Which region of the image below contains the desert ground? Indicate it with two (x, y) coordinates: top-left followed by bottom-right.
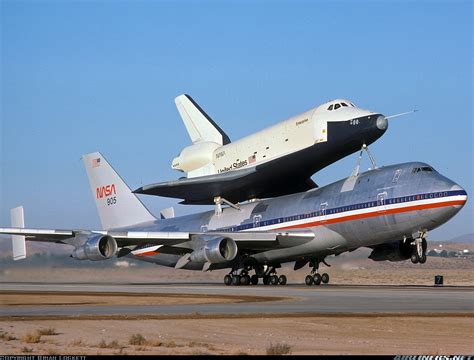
(1, 244), (473, 355)
(1, 313), (473, 355)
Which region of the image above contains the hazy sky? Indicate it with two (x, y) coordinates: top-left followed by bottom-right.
(1, 0), (472, 241)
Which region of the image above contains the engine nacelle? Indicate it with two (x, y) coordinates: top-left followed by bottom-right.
(368, 240), (412, 262)
(172, 141), (220, 173)
(71, 235), (118, 261)
(190, 237), (238, 264)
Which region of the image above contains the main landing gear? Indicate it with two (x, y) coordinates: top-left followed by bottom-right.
(305, 258), (330, 286)
(223, 265), (288, 286)
(410, 235), (427, 264)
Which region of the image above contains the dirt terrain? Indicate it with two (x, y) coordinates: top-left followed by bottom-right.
(1, 314), (472, 355)
(1, 246), (472, 355)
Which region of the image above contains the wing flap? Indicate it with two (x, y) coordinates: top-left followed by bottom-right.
(0, 227), (314, 251)
(0, 228), (75, 243)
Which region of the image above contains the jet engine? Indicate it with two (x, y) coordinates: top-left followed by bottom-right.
(190, 237), (238, 264)
(368, 240), (412, 262)
(71, 234), (118, 261)
(172, 141), (220, 173)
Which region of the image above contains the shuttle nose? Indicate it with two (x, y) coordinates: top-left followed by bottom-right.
(376, 115), (388, 131)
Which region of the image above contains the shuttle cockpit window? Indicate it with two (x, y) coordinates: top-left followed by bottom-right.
(350, 102), (356, 107)
(341, 102), (348, 107)
(334, 103), (341, 110)
(328, 104), (334, 111)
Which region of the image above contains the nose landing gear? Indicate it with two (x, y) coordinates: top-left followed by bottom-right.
(410, 234), (427, 264)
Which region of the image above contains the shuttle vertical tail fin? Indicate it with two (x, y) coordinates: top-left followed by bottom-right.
(175, 94), (231, 146)
(83, 152), (156, 230)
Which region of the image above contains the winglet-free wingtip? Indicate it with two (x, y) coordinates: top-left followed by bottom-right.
(11, 206), (26, 261)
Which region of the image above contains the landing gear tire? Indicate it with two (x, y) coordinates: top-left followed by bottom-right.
(232, 275), (241, 286)
(224, 275), (232, 286)
(313, 273), (322, 286)
(270, 275), (279, 285)
(411, 253), (419, 264)
(278, 275), (287, 286)
(241, 275), (251, 286)
(263, 276), (270, 285)
(418, 253), (427, 264)
(251, 275), (259, 285)
(305, 275), (314, 286)
(321, 273), (330, 284)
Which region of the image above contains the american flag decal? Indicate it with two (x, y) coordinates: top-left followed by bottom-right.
(248, 154), (256, 164)
(92, 158), (101, 168)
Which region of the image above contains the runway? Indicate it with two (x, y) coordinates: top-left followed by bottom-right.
(1, 282), (473, 318)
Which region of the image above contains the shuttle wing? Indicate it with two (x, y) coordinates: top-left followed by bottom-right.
(134, 151), (318, 205)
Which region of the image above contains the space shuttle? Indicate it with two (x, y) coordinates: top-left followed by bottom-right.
(134, 95), (393, 205)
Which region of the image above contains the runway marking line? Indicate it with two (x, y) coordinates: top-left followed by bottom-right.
(0, 290), (291, 307)
(0, 312), (472, 322)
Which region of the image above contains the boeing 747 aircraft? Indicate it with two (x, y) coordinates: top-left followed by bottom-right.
(1, 152), (467, 286)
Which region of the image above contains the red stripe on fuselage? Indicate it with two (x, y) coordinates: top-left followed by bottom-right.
(276, 199), (466, 231)
(133, 199), (466, 258)
(135, 251), (160, 257)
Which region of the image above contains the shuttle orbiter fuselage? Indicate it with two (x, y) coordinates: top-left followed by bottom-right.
(135, 96), (388, 204)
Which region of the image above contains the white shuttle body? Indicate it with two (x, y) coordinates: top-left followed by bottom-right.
(135, 95), (389, 204)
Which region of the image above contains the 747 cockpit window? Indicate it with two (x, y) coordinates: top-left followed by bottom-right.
(412, 166), (434, 173)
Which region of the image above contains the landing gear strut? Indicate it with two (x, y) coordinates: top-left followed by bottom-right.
(305, 258), (330, 286)
(410, 234), (427, 264)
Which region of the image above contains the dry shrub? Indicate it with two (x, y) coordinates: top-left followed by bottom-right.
(150, 340), (163, 347)
(70, 339), (85, 346)
(0, 331), (16, 341)
(129, 333), (147, 346)
(115, 348), (127, 355)
(38, 327), (58, 336)
(187, 341), (215, 350)
(22, 332), (41, 344)
(266, 342), (292, 355)
(163, 340), (177, 348)
(21, 347), (33, 353)
(98, 339), (122, 349)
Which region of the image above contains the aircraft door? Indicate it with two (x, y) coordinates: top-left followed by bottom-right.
(377, 192), (387, 213)
(253, 214), (262, 229)
(320, 203), (328, 223)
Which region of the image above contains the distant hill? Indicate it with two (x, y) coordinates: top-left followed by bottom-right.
(448, 234), (474, 243)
